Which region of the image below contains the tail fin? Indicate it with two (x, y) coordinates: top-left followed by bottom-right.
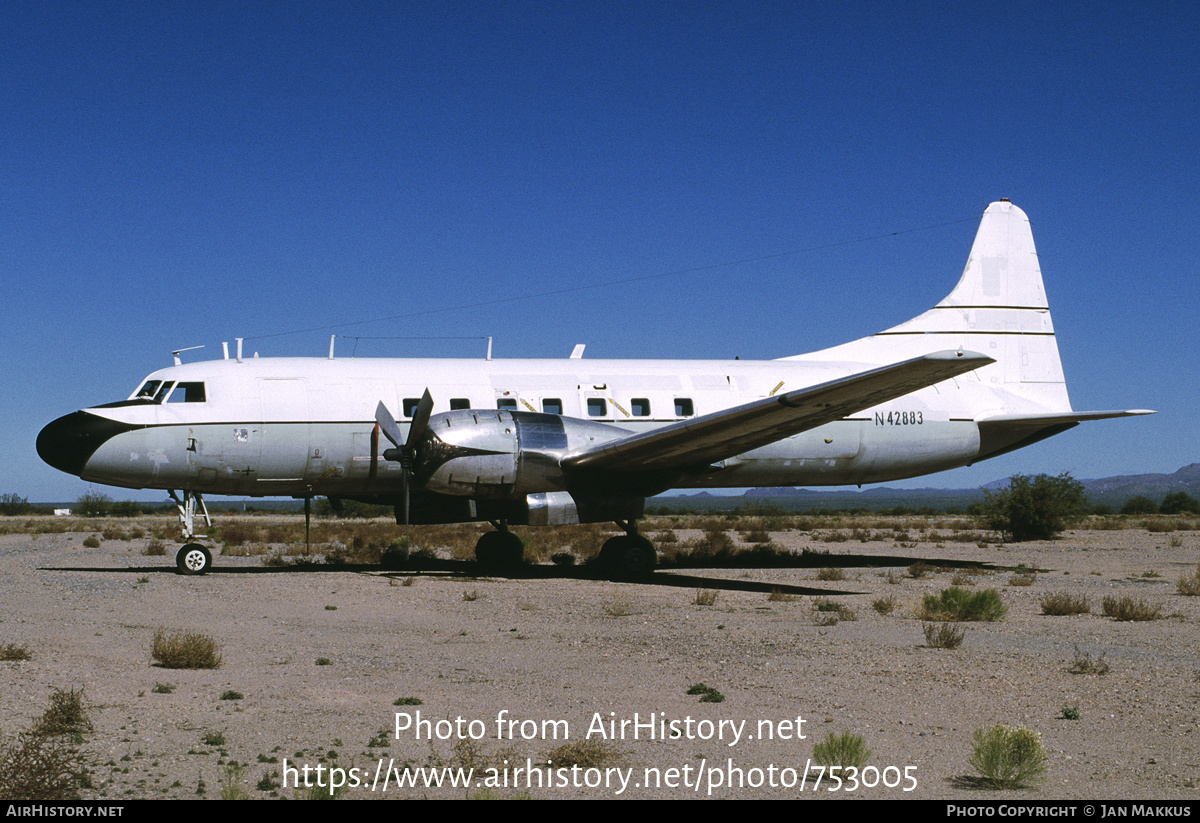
(877, 199), (1069, 411)
(788, 200), (1071, 414)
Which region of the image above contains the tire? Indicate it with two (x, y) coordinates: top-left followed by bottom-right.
(176, 543), (212, 575)
(599, 535), (656, 580)
(475, 531), (524, 568)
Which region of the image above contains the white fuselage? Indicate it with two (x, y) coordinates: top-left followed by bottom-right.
(72, 352), (983, 497)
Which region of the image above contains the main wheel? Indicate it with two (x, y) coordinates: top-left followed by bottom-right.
(475, 530), (524, 568)
(599, 535), (656, 579)
(176, 543), (212, 575)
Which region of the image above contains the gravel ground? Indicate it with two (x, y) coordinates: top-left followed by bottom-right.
(1, 517), (1198, 800)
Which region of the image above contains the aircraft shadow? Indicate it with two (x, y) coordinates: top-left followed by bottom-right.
(42, 552), (1001, 597)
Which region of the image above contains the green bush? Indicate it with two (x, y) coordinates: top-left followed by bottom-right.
(920, 587), (1006, 621)
(968, 725), (1048, 789)
(1120, 495), (1158, 515)
(812, 732), (871, 770)
(1160, 492), (1200, 515)
(75, 492), (112, 518)
(981, 473), (1088, 542)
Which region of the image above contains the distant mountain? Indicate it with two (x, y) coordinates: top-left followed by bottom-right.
(1079, 463), (1200, 506)
(651, 464), (1200, 513)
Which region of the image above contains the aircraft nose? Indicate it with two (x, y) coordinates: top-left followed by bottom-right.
(37, 411), (132, 477)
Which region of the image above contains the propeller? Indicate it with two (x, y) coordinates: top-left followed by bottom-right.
(375, 390), (434, 537)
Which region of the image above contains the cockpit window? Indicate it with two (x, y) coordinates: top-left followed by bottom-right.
(167, 382), (206, 403)
(153, 382), (175, 403)
(130, 380), (206, 403)
(134, 380), (163, 400)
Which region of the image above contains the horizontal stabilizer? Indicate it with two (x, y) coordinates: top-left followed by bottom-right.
(975, 409), (1155, 463)
(564, 350), (994, 473)
(979, 410), (1156, 426)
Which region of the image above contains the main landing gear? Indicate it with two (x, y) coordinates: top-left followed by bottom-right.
(475, 522), (525, 568)
(472, 519), (657, 579)
(168, 489), (213, 575)
(598, 520), (657, 579)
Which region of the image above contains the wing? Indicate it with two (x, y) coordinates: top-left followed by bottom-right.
(563, 350), (994, 473)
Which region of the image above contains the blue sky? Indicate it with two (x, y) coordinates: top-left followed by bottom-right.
(4, 2), (1196, 502)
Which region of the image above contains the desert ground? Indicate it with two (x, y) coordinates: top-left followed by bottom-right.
(1, 513), (1198, 800)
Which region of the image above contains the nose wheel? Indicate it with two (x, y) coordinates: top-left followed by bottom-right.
(168, 490), (214, 575)
(176, 543), (212, 575)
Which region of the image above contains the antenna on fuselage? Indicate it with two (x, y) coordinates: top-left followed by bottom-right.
(486, 336), (493, 361)
(172, 345), (204, 366)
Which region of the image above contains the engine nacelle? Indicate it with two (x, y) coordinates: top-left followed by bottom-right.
(412, 409), (630, 500)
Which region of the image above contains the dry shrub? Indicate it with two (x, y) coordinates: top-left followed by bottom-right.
(872, 596), (898, 615)
(33, 688), (92, 737)
(693, 589), (719, 606)
(923, 622), (965, 649)
(218, 521), (261, 546)
(908, 561), (929, 579)
(1101, 596), (1162, 621)
(812, 599), (856, 623)
(0, 732), (86, 801)
(545, 740), (618, 769)
(767, 588), (797, 603)
(1177, 565), (1200, 596)
(142, 539), (167, 556)
(1008, 572), (1036, 586)
(152, 629), (222, 669)
(1040, 592), (1090, 615)
(816, 567), (846, 581)
(950, 572), (976, 587)
(0, 643), (31, 661)
(1068, 647), (1110, 675)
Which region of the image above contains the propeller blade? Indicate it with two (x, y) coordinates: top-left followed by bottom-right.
(375, 401), (404, 449)
(406, 389), (434, 451)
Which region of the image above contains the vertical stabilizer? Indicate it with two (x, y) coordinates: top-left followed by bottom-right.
(789, 200), (1072, 414)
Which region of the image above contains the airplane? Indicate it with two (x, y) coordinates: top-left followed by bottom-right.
(37, 200), (1152, 577)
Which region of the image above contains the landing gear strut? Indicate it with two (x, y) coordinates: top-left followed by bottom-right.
(599, 520), (656, 579)
(168, 489), (213, 575)
(475, 522), (525, 568)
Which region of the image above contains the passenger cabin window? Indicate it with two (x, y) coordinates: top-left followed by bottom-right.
(403, 398), (420, 417)
(496, 398), (517, 410)
(587, 398), (607, 417)
(631, 398), (650, 417)
(450, 398), (470, 410)
(675, 398), (694, 417)
(542, 398), (563, 415)
(166, 382), (206, 403)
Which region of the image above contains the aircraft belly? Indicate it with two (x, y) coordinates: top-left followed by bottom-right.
(680, 421), (979, 487)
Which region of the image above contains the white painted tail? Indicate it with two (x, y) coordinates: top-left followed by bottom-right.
(788, 200), (1072, 415)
